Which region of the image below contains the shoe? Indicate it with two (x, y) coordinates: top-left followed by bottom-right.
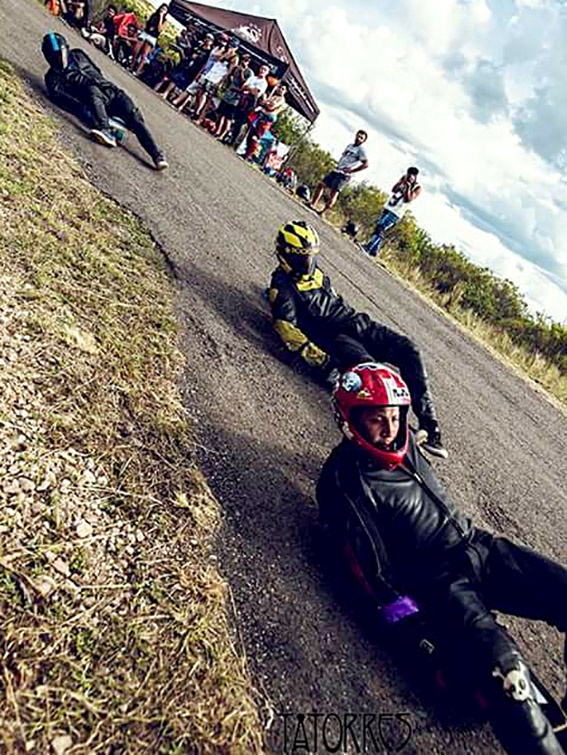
(89, 128), (117, 147)
(419, 425), (448, 459)
(153, 154), (169, 171)
(108, 117), (127, 144)
(358, 243), (377, 257)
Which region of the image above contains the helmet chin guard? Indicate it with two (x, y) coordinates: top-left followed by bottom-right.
(333, 362), (412, 469)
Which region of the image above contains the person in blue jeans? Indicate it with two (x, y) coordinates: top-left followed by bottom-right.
(363, 167), (422, 257)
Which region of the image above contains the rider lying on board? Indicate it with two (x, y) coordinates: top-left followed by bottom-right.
(266, 220), (447, 458)
(318, 362), (567, 754)
(41, 32), (168, 169)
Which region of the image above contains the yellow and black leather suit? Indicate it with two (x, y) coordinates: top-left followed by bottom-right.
(267, 264), (439, 430)
(267, 265), (368, 369)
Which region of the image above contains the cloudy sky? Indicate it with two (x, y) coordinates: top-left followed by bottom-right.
(162, 0), (567, 323)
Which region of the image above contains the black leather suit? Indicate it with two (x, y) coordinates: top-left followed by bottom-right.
(267, 265), (438, 429)
(317, 434), (567, 732)
(45, 48), (161, 161)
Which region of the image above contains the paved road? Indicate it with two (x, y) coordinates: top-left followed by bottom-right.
(3, 2), (567, 752)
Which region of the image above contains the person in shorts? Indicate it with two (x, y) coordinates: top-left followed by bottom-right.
(214, 52), (252, 141)
(84, 4), (116, 56)
(228, 63), (269, 146)
(310, 130), (369, 216)
(191, 48), (239, 125)
(113, 16), (139, 67)
(132, 3), (168, 76)
(244, 84), (287, 161)
(168, 33), (214, 110)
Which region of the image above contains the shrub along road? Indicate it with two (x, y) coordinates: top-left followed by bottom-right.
(3, 2), (567, 751)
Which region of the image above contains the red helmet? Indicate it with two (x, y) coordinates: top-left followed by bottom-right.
(332, 362), (411, 469)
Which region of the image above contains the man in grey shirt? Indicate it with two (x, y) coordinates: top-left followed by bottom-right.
(310, 130), (369, 216)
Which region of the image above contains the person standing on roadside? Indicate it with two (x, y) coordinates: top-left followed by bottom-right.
(214, 52), (253, 141)
(244, 83), (287, 161)
(168, 32), (215, 111)
(191, 38), (240, 124)
(361, 167), (422, 257)
(132, 3), (169, 76)
(228, 63), (269, 147)
(310, 130), (369, 216)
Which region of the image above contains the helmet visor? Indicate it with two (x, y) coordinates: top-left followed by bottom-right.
(292, 252), (317, 277)
(42, 33), (69, 70)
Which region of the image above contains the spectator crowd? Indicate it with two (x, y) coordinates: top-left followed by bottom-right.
(45, 1), (423, 251)
(46, 1), (293, 164)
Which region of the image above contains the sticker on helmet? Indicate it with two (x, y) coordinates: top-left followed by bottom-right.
(341, 371), (362, 392)
(383, 375), (410, 404)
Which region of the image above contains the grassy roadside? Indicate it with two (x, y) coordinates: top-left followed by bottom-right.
(0, 59), (264, 753)
(374, 245), (567, 407)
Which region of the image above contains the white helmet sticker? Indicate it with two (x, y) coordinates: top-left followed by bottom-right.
(383, 374), (410, 404)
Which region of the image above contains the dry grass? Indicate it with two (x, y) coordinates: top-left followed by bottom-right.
(377, 245), (567, 409)
(321, 195), (567, 409)
(0, 59), (264, 753)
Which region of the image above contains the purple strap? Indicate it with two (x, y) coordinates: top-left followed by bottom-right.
(381, 595), (419, 624)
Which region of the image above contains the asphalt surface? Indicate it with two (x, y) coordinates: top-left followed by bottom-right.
(3, 2), (567, 752)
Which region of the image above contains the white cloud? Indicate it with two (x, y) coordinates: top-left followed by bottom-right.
(398, 0), (492, 55)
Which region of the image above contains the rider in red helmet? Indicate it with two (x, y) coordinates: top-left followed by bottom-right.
(332, 362), (412, 469)
(318, 362), (567, 754)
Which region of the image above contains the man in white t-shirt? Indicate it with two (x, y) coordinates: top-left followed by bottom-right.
(310, 130), (369, 215)
(244, 66), (269, 100)
(362, 166), (422, 257)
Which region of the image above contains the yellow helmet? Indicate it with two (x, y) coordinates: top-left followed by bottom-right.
(276, 220), (320, 278)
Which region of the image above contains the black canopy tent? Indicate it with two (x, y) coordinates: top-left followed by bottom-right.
(168, 0), (319, 124)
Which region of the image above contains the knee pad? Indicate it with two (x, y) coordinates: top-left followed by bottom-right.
(492, 657), (534, 702)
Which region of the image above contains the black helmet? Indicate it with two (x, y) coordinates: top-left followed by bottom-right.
(42, 32), (70, 70)
(296, 183), (311, 202)
(407, 166), (419, 176)
(276, 220), (320, 278)
(344, 220), (359, 238)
